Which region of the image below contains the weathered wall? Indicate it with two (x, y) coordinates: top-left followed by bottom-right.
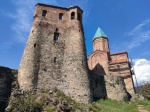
(18, 4), (68, 91)
(90, 73), (129, 101)
(109, 52), (135, 95)
(0, 66), (17, 111)
(59, 24), (92, 104)
(18, 4), (92, 104)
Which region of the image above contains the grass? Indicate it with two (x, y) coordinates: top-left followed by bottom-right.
(10, 94), (44, 112)
(89, 99), (139, 112)
(135, 99), (150, 111)
(9, 90), (150, 112)
(45, 106), (56, 112)
(56, 90), (85, 111)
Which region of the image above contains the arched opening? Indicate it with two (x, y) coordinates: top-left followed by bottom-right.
(42, 10), (47, 17)
(71, 12), (75, 20)
(77, 13), (81, 21)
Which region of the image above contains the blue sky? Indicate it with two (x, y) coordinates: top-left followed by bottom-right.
(0, 0), (150, 85)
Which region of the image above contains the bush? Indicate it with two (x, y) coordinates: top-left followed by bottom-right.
(135, 99), (150, 111)
(140, 83), (150, 100)
(11, 94), (44, 112)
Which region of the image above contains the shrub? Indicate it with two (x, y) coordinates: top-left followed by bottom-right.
(11, 94), (44, 112)
(135, 99), (150, 111)
(140, 83), (150, 100)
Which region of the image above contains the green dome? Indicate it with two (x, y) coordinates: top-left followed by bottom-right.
(93, 27), (107, 40)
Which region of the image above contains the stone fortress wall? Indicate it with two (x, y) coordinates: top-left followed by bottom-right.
(18, 3), (92, 104)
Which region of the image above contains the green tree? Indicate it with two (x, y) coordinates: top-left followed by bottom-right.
(140, 83), (150, 100)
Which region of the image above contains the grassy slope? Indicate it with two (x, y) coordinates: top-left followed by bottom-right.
(135, 99), (150, 111)
(89, 99), (139, 112)
(9, 90), (150, 112)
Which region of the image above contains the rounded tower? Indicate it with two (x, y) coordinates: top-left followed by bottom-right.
(59, 7), (92, 104)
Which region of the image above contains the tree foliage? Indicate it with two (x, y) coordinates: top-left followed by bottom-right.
(140, 83), (150, 100)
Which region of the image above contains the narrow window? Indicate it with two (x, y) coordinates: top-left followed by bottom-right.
(34, 43), (36, 47)
(77, 13), (81, 21)
(54, 28), (59, 42)
(42, 10), (47, 17)
(54, 33), (59, 41)
(71, 12), (75, 20)
(59, 13), (63, 20)
(54, 57), (57, 63)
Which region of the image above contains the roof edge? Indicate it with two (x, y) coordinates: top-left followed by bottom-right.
(36, 3), (83, 12)
(92, 36), (108, 41)
(110, 51), (128, 56)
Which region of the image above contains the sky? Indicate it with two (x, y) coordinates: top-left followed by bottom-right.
(0, 0), (150, 86)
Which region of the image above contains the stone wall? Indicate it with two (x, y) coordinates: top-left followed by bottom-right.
(109, 52), (135, 95)
(90, 73), (130, 102)
(18, 4), (92, 104)
(0, 66), (17, 111)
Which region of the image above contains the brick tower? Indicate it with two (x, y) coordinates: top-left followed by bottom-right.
(18, 3), (92, 104)
(88, 27), (110, 75)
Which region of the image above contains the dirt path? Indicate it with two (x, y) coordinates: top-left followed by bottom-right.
(137, 105), (149, 112)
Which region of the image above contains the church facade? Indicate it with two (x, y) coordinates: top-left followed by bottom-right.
(88, 28), (135, 95)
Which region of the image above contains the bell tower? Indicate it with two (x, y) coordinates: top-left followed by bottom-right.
(93, 27), (110, 52)
(88, 27), (110, 75)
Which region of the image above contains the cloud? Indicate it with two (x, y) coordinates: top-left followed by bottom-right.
(125, 19), (150, 50)
(9, 0), (93, 43)
(132, 59), (150, 86)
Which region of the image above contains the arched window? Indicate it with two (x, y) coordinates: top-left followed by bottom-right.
(42, 10), (47, 17)
(71, 12), (75, 20)
(77, 13), (81, 21)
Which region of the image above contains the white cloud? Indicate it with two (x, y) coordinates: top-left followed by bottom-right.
(126, 19), (150, 50)
(132, 59), (150, 86)
(9, 0), (93, 43)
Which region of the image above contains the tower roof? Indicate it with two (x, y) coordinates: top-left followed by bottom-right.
(93, 27), (107, 40)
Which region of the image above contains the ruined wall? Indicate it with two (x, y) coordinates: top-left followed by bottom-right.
(109, 52), (135, 94)
(90, 73), (129, 102)
(18, 4), (92, 104)
(18, 4), (68, 91)
(0, 66), (17, 111)
(58, 7), (92, 104)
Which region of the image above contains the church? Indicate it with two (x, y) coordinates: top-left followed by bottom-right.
(88, 27), (134, 95)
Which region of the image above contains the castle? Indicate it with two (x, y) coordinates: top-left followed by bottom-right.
(18, 3), (134, 104)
